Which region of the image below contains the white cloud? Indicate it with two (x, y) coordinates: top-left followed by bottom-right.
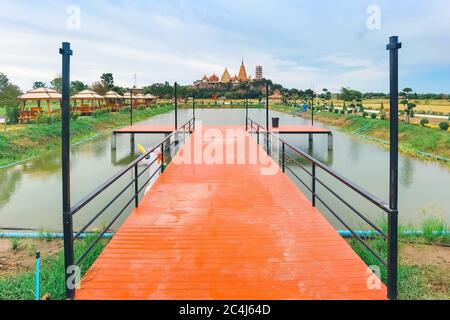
(0, 0), (448, 92)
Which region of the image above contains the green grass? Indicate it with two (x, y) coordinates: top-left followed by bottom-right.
(11, 238), (20, 251)
(271, 105), (450, 164)
(0, 235), (107, 300)
(0, 107), (5, 117)
(349, 217), (449, 300)
(0, 105), (174, 167)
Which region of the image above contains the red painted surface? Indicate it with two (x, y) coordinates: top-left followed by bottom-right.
(77, 126), (386, 300)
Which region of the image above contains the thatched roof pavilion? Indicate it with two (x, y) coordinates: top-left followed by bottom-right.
(71, 89), (104, 100)
(104, 91), (124, 99)
(104, 91), (124, 112)
(19, 88), (62, 113)
(71, 90), (104, 115)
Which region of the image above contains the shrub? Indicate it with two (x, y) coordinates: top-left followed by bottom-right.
(35, 113), (61, 124)
(92, 109), (110, 118)
(71, 111), (81, 121)
(334, 109), (339, 114)
(340, 110), (345, 115)
(121, 107), (131, 114)
(5, 105), (19, 124)
(380, 114), (387, 120)
(439, 121), (449, 131)
(371, 113), (377, 119)
(363, 112), (369, 118)
(420, 118), (429, 127)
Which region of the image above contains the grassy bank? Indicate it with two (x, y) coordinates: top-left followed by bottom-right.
(0, 218), (447, 300)
(0, 235), (107, 300)
(350, 217), (449, 300)
(0, 105), (174, 167)
(272, 105), (450, 165)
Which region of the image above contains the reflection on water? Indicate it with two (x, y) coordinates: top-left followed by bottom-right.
(0, 109), (449, 232)
(400, 157), (414, 189)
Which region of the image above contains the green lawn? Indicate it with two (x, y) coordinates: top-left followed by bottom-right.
(0, 107), (5, 117)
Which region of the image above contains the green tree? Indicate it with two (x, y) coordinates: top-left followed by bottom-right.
(50, 75), (62, 92)
(100, 73), (114, 90)
(339, 87), (362, 102)
(0, 73), (9, 92)
(0, 73), (22, 124)
(71, 80), (88, 95)
(32, 81), (46, 89)
(406, 103), (416, 123)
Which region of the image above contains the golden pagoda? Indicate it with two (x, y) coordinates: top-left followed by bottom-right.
(209, 74), (219, 83)
(237, 60), (249, 82)
(221, 68), (232, 83)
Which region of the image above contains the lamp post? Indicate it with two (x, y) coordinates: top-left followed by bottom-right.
(246, 84), (249, 130)
(60, 41), (74, 300)
(129, 89), (134, 126)
(174, 82), (178, 130)
(386, 35), (401, 301)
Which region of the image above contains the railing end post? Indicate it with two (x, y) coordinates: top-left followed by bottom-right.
(387, 209), (399, 300)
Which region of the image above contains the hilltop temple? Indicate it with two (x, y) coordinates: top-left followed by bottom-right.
(196, 60), (254, 86)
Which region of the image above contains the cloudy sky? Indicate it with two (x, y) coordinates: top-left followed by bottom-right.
(0, 0), (449, 93)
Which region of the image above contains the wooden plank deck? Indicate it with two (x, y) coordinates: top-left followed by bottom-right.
(77, 126), (386, 300)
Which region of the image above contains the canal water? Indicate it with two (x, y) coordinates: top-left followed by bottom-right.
(0, 109), (448, 233)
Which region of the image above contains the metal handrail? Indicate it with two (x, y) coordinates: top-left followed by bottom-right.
(246, 116), (395, 296)
(70, 119), (194, 216)
(69, 118), (195, 267)
(247, 118), (390, 213)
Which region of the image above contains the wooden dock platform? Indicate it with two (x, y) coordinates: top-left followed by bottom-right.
(78, 126), (385, 300)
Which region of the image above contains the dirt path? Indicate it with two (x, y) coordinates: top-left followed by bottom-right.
(0, 239), (62, 276)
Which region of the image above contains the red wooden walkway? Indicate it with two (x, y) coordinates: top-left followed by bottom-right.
(77, 126), (386, 300)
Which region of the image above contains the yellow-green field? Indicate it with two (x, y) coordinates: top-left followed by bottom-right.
(329, 99), (450, 114)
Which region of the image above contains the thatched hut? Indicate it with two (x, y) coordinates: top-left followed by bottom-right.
(71, 90), (104, 115)
(104, 91), (124, 112)
(18, 88), (62, 123)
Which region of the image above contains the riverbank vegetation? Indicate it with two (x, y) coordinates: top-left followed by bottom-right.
(350, 217), (449, 300)
(0, 218), (447, 300)
(271, 104), (450, 166)
(0, 105), (174, 167)
(0, 235), (107, 300)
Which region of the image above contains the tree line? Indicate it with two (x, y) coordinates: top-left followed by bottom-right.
(1, 70), (449, 124)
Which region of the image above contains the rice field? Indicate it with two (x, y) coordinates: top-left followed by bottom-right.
(330, 99), (450, 114)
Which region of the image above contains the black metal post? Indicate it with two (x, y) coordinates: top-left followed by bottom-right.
(282, 142), (286, 173)
(60, 42), (74, 300)
(160, 144), (165, 173)
(257, 126), (260, 145)
(312, 163), (316, 207)
(266, 81), (269, 132)
(311, 96), (314, 126)
(134, 164), (139, 208)
(174, 82), (178, 130)
(386, 36), (401, 300)
(266, 82), (270, 155)
(130, 90), (133, 126)
(192, 88), (196, 122)
(246, 85), (249, 130)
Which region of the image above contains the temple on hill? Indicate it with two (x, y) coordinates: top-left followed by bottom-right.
(196, 60), (254, 86)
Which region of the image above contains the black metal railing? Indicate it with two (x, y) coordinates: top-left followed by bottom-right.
(64, 118), (195, 299)
(246, 117), (397, 299)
